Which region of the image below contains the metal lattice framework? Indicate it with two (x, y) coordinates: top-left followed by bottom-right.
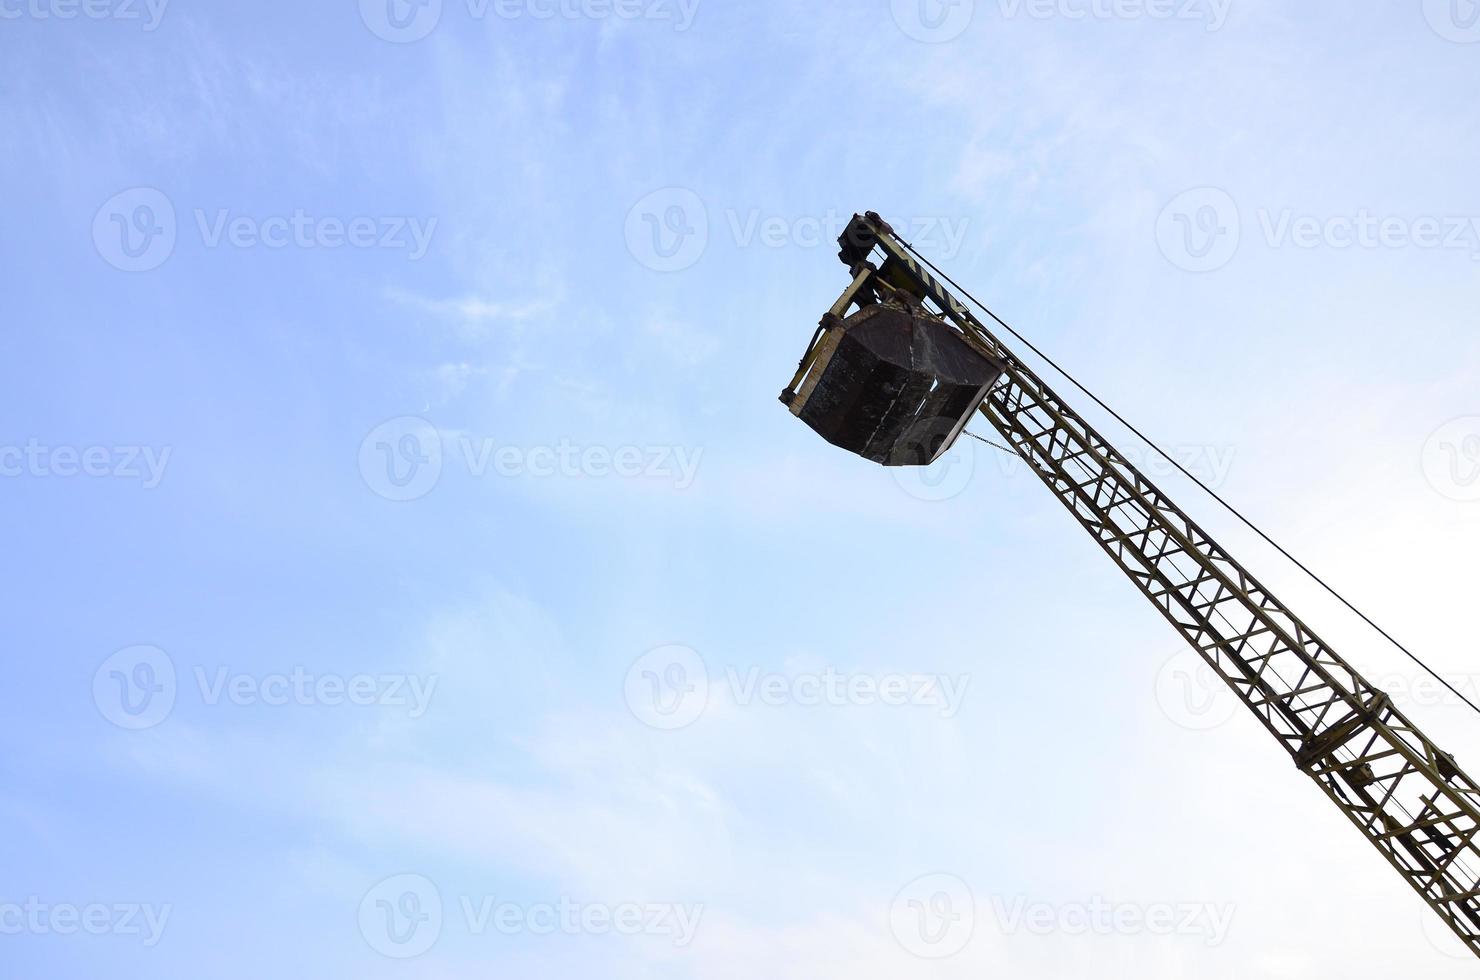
(842, 213), (1480, 957)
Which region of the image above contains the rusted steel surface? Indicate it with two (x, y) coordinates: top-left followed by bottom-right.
(783, 299), (1000, 466)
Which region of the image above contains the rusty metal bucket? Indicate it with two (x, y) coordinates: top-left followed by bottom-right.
(781, 299), (1001, 466)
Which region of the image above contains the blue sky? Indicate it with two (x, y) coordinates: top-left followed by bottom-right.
(5, 1), (1480, 977)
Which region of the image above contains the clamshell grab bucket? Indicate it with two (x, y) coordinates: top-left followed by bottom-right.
(782, 299), (1001, 467)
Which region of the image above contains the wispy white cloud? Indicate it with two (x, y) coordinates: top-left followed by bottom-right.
(386, 287), (556, 339)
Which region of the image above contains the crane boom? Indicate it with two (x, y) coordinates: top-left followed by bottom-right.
(786, 212), (1480, 958)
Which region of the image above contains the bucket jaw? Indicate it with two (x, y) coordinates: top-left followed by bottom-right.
(780, 217), (1003, 467)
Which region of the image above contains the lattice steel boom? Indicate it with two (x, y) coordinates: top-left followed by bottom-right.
(800, 212), (1480, 958)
